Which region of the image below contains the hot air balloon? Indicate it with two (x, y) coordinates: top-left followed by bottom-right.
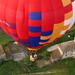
(0, 0), (75, 61)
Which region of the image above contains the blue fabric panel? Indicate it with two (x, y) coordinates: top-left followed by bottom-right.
(29, 37), (40, 47)
(41, 31), (53, 36)
(29, 12), (41, 20)
(29, 26), (41, 32)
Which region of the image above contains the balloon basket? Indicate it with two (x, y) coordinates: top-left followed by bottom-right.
(29, 53), (38, 62)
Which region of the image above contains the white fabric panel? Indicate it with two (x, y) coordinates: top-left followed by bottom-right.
(62, 1), (75, 33)
(60, 30), (67, 35)
(64, 17), (73, 26)
(72, 1), (75, 23)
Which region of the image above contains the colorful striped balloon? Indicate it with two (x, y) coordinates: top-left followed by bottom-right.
(0, 0), (75, 52)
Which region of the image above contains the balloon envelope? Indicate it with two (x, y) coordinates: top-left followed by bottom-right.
(0, 0), (75, 51)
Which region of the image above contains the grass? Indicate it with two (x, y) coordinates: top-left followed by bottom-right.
(28, 58), (75, 75)
(0, 58), (75, 75)
(0, 30), (13, 46)
(0, 60), (25, 75)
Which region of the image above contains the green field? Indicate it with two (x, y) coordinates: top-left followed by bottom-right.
(0, 58), (75, 75)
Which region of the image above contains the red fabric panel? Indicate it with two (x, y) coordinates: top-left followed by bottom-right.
(6, 0), (18, 24)
(64, 4), (72, 13)
(29, 32), (41, 37)
(16, 0), (29, 41)
(29, 0), (41, 12)
(29, 20), (41, 26)
(41, 0), (54, 32)
(51, 0), (64, 24)
(0, 0), (7, 19)
(0, 0), (9, 35)
(5, 0), (18, 40)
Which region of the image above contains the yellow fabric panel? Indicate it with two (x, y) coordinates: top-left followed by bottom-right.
(62, 0), (71, 7)
(40, 35), (51, 40)
(40, 35), (51, 45)
(52, 22), (69, 33)
(39, 36), (51, 45)
(65, 11), (72, 20)
(39, 42), (47, 45)
(47, 22), (69, 43)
